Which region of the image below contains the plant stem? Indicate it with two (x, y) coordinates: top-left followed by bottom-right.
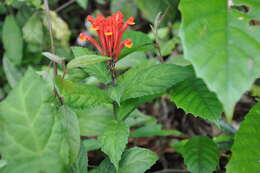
(44, 0), (63, 104)
(109, 61), (118, 121)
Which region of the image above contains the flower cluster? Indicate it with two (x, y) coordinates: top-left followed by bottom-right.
(79, 11), (135, 62)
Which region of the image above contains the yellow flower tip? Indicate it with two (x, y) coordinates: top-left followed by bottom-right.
(79, 33), (87, 42)
(91, 26), (99, 31)
(105, 31), (113, 36)
(124, 40), (133, 48)
(128, 21), (135, 25)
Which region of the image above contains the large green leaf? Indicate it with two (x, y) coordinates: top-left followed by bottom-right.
(181, 136), (219, 173)
(59, 106), (81, 164)
(67, 55), (111, 69)
(135, 0), (178, 26)
(56, 76), (112, 108)
(170, 77), (223, 121)
(179, 0), (260, 119)
(75, 106), (113, 136)
(0, 154), (66, 173)
(2, 57), (22, 88)
(2, 15), (23, 65)
(97, 147), (158, 173)
(226, 102), (260, 173)
(0, 69), (66, 163)
(98, 120), (129, 170)
(117, 64), (193, 102)
(120, 31), (153, 58)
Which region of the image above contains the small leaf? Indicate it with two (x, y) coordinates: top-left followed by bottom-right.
(97, 158), (116, 173)
(117, 64), (194, 102)
(67, 55), (111, 69)
(226, 102), (260, 173)
(22, 14), (43, 45)
(71, 142), (88, 173)
(130, 124), (181, 138)
(166, 55), (191, 67)
(120, 31), (153, 58)
(76, 0), (88, 9)
(83, 139), (101, 152)
(98, 120), (129, 170)
(2, 15), (23, 64)
(56, 76), (112, 108)
(42, 52), (65, 64)
(170, 77), (223, 121)
(181, 136), (219, 173)
(125, 109), (156, 127)
(118, 147), (158, 173)
(2, 57), (22, 88)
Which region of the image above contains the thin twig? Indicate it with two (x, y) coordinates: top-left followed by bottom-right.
(55, 0), (75, 13)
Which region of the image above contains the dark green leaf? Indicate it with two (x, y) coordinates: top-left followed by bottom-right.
(170, 77), (223, 121)
(226, 102), (260, 173)
(98, 120), (129, 170)
(76, 0), (88, 9)
(2, 15), (23, 65)
(67, 55), (111, 69)
(71, 142), (88, 173)
(181, 136), (219, 173)
(83, 139), (101, 152)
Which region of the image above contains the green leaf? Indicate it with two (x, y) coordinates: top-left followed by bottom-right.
(75, 106), (113, 136)
(0, 154), (66, 173)
(181, 136), (219, 173)
(67, 55), (111, 69)
(226, 102), (260, 173)
(135, 0), (178, 26)
(2, 57), (22, 88)
(76, 0), (88, 9)
(111, 0), (137, 18)
(179, 0), (260, 119)
(166, 55), (191, 67)
(120, 31), (153, 58)
(125, 109), (156, 127)
(22, 14), (43, 45)
(234, 0), (260, 19)
(98, 120), (129, 170)
(60, 106), (81, 164)
(97, 147), (158, 173)
(117, 64), (194, 102)
(170, 77), (223, 121)
(2, 15), (23, 65)
(56, 76), (112, 108)
(83, 139), (101, 152)
(116, 52), (148, 70)
(118, 147), (158, 173)
(130, 124), (181, 138)
(71, 47), (111, 84)
(0, 69), (67, 162)
(71, 142), (88, 173)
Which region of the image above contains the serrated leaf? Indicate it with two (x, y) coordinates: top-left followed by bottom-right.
(0, 154), (66, 173)
(118, 147), (158, 173)
(75, 106), (113, 136)
(22, 14), (43, 45)
(97, 147), (158, 173)
(170, 77), (223, 121)
(2, 15), (23, 65)
(0, 69), (68, 163)
(179, 0), (260, 119)
(182, 136), (219, 173)
(56, 76), (112, 108)
(67, 55), (111, 69)
(130, 124), (181, 138)
(98, 120), (129, 170)
(3, 57), (22, 88)
(135, 0), (178, 26)
(226, 102), (260, 173)
(120, 31), (153, 58)
(117, 64), (194, 102)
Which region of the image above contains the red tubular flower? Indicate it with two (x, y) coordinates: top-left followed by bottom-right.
(79, 11), (134, 62)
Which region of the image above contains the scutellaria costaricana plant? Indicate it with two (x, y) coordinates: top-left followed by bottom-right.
(1, 0), (260, 173)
